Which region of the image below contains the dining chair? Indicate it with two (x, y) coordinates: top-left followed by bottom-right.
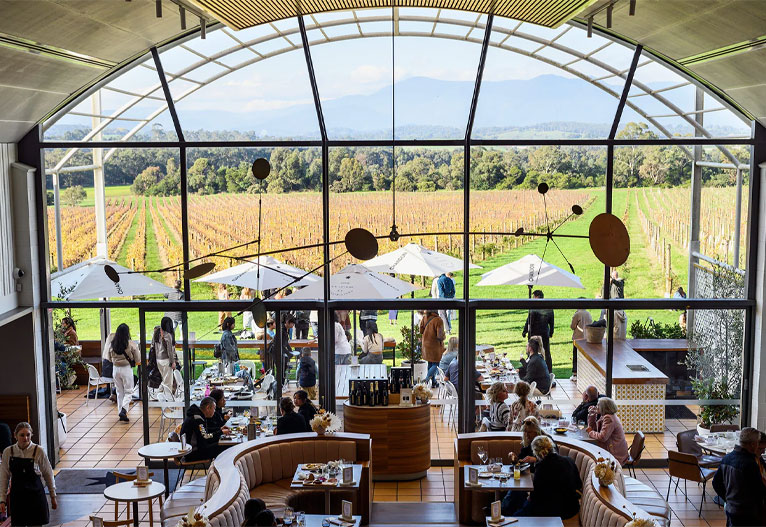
(86, 364), (113, 406)
(90, 516), (132, 527)
(709, 424), (739, 433)
(676, 429), (723, 467)
(666, 450), (716, 517)
(622, 431), (645, 478)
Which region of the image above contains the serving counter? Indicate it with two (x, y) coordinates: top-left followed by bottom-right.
(574, 339), (669, 433)
(343, 401), (430, 481)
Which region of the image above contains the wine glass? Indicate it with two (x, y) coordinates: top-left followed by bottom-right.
(284, 507), (294, 526)
(477, 446), (488, 466)
(296, 512), (305, 527)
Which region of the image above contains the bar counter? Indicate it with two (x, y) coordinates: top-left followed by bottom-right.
(343, 400), (430, 481)
(574, 339), (669, 433)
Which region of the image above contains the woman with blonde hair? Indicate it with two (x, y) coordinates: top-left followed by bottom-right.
(439, 336), (459, 371)
(501, 416), (552, 514)
(508, 380), (540, 431)
(486, 382), (511, 431)
(587, 396), (629, 464)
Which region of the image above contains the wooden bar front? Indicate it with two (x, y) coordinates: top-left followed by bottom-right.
(343, 401), (430, 481)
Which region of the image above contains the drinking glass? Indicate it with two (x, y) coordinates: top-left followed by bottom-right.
(477, 446), (488, 465)
(296, 512), (305, 527)
(284, 507), (294, 526)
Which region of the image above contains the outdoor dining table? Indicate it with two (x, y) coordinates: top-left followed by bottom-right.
(103, 480), (165, 527)
(137, 442), (191, 498)
(290, 464), (363, 514)
(463, 464), (533, 502)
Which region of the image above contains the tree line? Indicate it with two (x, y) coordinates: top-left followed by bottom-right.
(44, 122), (749, 197)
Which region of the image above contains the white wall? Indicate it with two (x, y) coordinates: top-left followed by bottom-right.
(0, 143), (18, 314)
(752, 162), (766, 431)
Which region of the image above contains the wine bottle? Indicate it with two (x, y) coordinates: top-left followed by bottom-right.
(382, 380), (389, 406)
(369, 381), (376, 407)
(350, 380), (356, 405)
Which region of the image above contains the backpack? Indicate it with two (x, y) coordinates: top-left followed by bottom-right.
(440, 275), (455, 298)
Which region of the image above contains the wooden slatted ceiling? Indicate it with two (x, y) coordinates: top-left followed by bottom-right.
(185, 0), (596, 30)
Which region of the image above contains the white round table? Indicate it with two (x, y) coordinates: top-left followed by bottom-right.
(138, 442), (191, 497)
(103, 481), (165, 527)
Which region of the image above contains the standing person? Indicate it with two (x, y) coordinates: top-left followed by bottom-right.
(388, 308), (398, 326)
(359, 322), (384, 364)
(293, 390), (318, 424)
(240, 288), (255, 338)
(107, 323), (141, 422)
(712, 427), (766, 526)
(310, 310), (319, 338)
(146, 326), (163, 399)
(336, 310), (351, 331)
(269, 314), (295, 384)
(276, 397), (309, 434)
(359, 309), (378, 335)
(294, 309), (311, 340)
(0, 422), (57, 526)
(609, 269), (625, 299)
(164, 279), (184, 337)
(217, 284), (231, 328)
(296, 348), (317, 400)
(218, 316), (240, 365)
(522, 290), (555, 376)
(674, 287), (688, 331)
(437, 272), (456, 333)
(334, 312), (352, 365)
(60, 316), (79, 346)
(569, 304), (592, 381)
(421, 310), (446, 386)
(157, 316), (178, 398)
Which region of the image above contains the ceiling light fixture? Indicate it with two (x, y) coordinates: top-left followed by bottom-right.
(629, 0), (636, 16)
(156, 0), (162, 18)
(606, 3), (613, 28)
(200, 17), (206, 38)
(587, 16), (593, 38)
(180, 6), (187, 29)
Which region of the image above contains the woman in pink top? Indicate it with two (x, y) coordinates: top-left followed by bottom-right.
(586, 397), (629, 464)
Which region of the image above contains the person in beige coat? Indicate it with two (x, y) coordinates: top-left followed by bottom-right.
(421, 310), (446, 386)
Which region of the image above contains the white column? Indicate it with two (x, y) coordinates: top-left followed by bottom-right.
(751, 161), (766, 431)
(52, 172), (63, 273)
(91, 92), (107, 258)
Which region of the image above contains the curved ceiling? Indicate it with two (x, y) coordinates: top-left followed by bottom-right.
(2, 0), (765, 143)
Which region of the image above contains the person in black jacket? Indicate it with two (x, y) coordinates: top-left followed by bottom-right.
(293, 389), (317, 426)
(518, 337), (551, 394)
(514, 435), (581, 519)
(712, 427), (766, 526)
(572, 386), (602, 423)
(207, 388), (231, 436)
(276, 397), (309, 435)
(267, 314), (295, 384)
(180, 397), (229, 462)
(522, 290), (555, 374)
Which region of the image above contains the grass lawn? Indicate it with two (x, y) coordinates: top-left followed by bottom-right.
(60, 187), (687, 381)
(79, 184), (133, 207)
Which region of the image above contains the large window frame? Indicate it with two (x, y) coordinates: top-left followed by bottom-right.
(23, 11), (764, 458)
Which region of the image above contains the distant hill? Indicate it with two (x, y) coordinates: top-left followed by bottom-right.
(47, 75), (746, 140)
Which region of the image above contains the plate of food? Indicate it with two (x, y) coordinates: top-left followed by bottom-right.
(477, 472), (493, 478)
(303, 463), (326, 471)
(554, 427), (569, 435)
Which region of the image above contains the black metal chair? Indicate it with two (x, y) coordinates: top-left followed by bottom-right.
(676, 429), (723, 468)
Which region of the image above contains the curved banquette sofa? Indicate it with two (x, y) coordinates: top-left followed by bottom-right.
(455, 433), (670, 526)
(162, 433), (372, 527)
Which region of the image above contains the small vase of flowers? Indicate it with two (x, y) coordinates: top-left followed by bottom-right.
(594, 457), (616, 487)
(175, 509), (210, 527)
(412, 383), (433, 403)
(310, 410), (342, 435)
(625, 512), (656, 527)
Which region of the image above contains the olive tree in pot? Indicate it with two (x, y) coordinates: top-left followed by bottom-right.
(684, 265), (743, 435)
(398, 324), (428, 382)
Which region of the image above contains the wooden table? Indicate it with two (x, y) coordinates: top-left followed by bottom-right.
(290, 464), (363, 514)
(335, 364), (387, 399)
(463, 465), (533, 501)
(103, 481), (165, 527)
(302, 514), (361, 526)
(343, 400), (430, 480)
(486, 516), (564, 526)
(137, 442), (191, 497)
(574, 339), (669, 433)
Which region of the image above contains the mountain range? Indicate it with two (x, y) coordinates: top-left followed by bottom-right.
(48, 75), (744, 140)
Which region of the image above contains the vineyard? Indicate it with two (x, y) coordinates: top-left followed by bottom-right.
(48, 187), (746, 299)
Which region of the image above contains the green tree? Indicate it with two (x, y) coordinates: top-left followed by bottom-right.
(528, 146), (567, 175)
(614, 122), (658, 187)
(62, 185), (86, 207)
(131, 166), (163, 195)
(333, 157), (368, 192)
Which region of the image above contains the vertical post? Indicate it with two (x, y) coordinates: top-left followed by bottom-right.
(687, 88), (704, 330)
(139, 309), (150, 445)
(91, 91), (107, 258)
(52, 172), (63, 273)
(275, 309), (283, 403)
(179, 146), (191, 414)
(733, 168), (743, 269)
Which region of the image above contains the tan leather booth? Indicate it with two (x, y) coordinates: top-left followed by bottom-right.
(163, 433), (372, 527)
(454, 433), (669, 526)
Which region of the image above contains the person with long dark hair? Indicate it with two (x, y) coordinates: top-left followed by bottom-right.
(219, 316), (239, 364)
(157, 316), (178, 397)
(147, 326), (163, 398)
(107, 323), (141, 422)
(359, 321), (384, 364)
(60, 316), (78, 346)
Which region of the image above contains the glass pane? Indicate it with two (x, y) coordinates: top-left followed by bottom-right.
(614, 143), (749, 299)
(185, 147), (323, 300)
(469, 146), (607, 299)
(165, 24), (320, 140)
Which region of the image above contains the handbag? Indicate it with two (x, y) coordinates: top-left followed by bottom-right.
(214, 343), (223, 359)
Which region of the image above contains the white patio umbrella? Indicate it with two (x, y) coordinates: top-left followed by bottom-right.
(362, 242), (481, 277)
(283, 264), (420, 300)
(194, 256), (320, 291)
(51, 259), (176, 299)
(476, 254), (584, 292)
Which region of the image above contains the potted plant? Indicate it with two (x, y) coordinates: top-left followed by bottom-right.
(683, 263), (743, 435)
(398, 324), (428, 382)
